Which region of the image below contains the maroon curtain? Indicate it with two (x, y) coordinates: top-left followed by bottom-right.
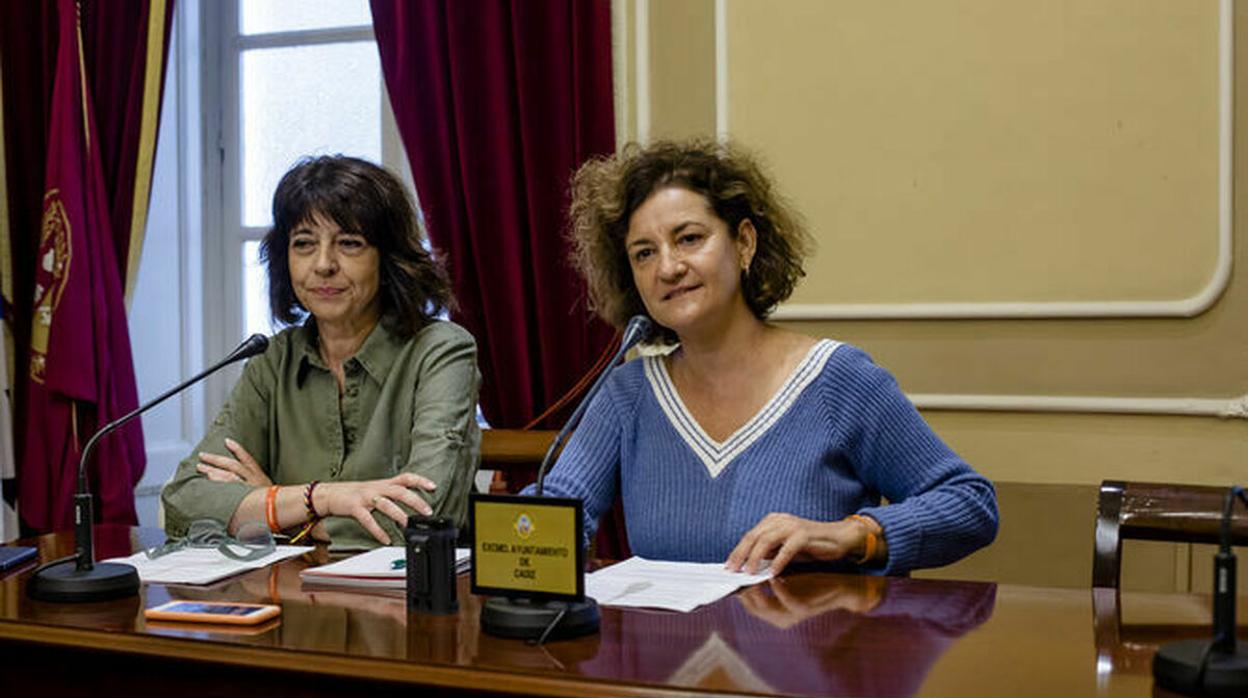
(0, 0), (175, 533)
(81, 0), (175, 286)
(370, 0), (617, 431)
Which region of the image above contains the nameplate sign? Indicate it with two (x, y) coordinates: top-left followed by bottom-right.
(469, 493), (584, 601)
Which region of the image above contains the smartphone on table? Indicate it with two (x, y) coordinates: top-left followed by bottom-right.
(144, 600), (281, 625)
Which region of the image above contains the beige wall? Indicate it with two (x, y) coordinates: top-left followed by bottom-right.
(617, 0), (1246, 591)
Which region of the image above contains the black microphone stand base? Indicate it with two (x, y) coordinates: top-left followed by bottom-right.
(480, 596), (600, 642)
(26, 560), (140, 603)
(1153, 639), (1248, 698)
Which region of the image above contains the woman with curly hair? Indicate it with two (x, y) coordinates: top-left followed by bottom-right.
(163, 156), (481, 549)
(537, 140), (997, 575)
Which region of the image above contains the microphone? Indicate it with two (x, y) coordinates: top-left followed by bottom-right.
(535, 315), (652, 496)
(1152, 485), (1248, 696)
(28, 334), (270, 602)
(476, 315), (650, 643)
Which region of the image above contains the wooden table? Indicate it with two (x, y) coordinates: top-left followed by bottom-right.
(0, 526), (1241, 697)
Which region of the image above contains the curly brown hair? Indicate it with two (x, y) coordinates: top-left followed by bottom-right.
(569, 140), (812, 344)
(261, 155), (455, 338)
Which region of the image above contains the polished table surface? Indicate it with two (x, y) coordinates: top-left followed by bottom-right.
(0, 526), (1244, 697)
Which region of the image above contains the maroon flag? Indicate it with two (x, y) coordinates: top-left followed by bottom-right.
(21, 0), (144, 532)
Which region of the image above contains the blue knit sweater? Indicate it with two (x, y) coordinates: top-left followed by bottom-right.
(535, 340), (999, 575)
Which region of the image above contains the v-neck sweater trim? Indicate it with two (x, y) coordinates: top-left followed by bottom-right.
(644, 339), (841, 478)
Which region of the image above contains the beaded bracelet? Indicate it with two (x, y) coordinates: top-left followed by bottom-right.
(265, 485), (281, 533)
(288, 481), (323, 545)
(304, 480), (322, 522)
(847, 514), (879, 565)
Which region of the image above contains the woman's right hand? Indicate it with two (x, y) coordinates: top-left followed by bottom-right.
(196, 438), (273, 487)
(315, 473), (437, 545)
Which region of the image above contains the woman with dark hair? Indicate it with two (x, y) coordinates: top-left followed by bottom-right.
(163, 155), (480, 549)
(536, 140), (998, 575)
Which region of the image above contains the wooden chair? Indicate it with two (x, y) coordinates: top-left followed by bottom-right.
(1093, 480), (1248, 590)
(479, 429), (559, 487)
(1092, 480), (1248, 673)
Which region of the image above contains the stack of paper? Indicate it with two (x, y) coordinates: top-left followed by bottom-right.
(585, 557), (772, 613)
(103, 546), (313, 585)
(299, 546), (471, 590)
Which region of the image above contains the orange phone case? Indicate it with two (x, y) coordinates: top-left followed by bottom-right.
(144, 600), (281, 625)
(146, 618), (281, 636)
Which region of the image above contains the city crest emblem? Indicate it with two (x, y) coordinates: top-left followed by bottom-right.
(30, 189), (73, 383)
(513, 513), (534, 540)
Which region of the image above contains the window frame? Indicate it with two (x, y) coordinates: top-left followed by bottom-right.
(202, 0), (411, 416)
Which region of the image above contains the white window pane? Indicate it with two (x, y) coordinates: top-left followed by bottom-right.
(243, 241), (280, 336)
(241, 42), (382, 227)
(240, 0), (371, 35)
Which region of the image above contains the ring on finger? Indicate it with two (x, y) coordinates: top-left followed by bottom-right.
(371, 495), (384, 508)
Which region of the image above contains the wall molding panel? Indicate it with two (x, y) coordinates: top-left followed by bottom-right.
(911, 392), (1248, 419)
(717, 0), (1232, 320)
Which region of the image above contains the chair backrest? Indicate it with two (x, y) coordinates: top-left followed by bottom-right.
(479, 429), (558, 492)
(480, 430), (559, 468)
(1093, 479), (1248, 589)
(478, 428), (631, 559)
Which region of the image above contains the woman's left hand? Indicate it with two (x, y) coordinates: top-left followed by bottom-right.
(725, 512), (883, 575)
(196, 438), (273, 487)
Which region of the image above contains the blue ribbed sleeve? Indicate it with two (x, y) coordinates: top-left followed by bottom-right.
(529, 366), (640, 544)
(822, 346), (999, 574)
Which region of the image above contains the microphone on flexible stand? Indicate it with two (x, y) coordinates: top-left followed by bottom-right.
(1152, 485), (1248, 696)
(479, 315), (652, 642)
(535, 314), (653, 496)
(27, 334), (270, 603)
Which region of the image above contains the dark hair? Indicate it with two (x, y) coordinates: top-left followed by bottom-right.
(569, 139), (812, 344)
(261, 155), (454, 337)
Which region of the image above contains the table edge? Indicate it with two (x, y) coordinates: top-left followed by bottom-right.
(0, 618), (738, 698)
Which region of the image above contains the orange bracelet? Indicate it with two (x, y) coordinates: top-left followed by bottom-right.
(848, 514), (879, 565)
(267, 565), (280, 604)
(265, 485), (281, 533)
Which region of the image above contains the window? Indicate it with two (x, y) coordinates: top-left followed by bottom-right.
(216, 0), (408, 341)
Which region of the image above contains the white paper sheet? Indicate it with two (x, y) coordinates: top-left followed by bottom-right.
(102, 545), (313, 585)
(585, 557), (772, 613)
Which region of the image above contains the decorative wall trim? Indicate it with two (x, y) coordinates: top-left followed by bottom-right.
(634, 0), (650, 145)
(714, 0), (728, 142)
(611, 0), (630, 148)
(910, 392), (1248, 420)
(717, 0), (1234, 321)
(176, 0), (207, 455)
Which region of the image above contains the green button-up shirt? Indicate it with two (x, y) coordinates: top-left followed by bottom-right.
(162, 319), (481, 550)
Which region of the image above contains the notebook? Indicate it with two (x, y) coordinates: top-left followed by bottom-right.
(0, 546), (37, 574)
(300, 546), (471, 590)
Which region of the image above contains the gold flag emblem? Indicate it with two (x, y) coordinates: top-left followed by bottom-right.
(31, 189), (73, 384)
